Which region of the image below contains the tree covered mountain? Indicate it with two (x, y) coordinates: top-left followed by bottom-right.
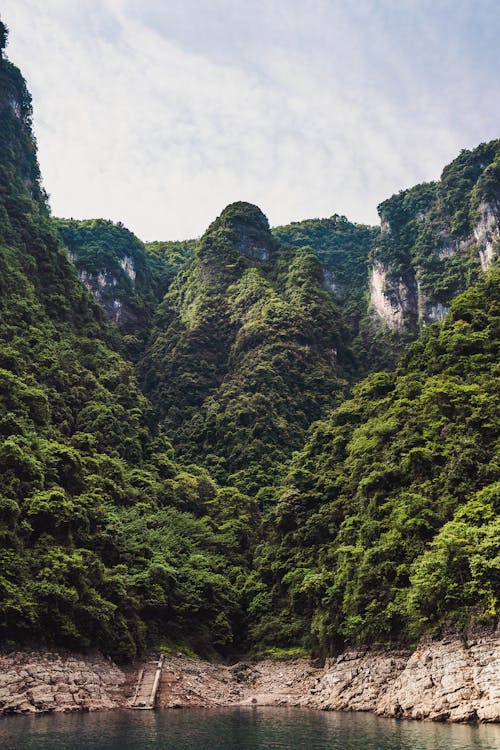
(0, 19), (498, 662)
(251, 270), (499, 652)
(361, 139), (500, 368)
(0, 23), (253, 660)
(55, 219), (195, 359)
(140, 201), (354, 492)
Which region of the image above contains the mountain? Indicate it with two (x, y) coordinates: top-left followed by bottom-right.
(0, 17), (498, 665)
(59, 145), (500, 381)
(55, 219), (194, 358)
(140, 202), (354, 492)
(272, 215), (376, 342)
(360, 141), (500, 367)
(250, 268), (499, 651)
(0, 24), (250, 660)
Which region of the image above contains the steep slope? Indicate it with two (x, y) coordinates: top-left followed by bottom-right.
(1, 15), (499, 673)
(362, 140), (500, 368)
(272, 215), (376, 341)
(0, 26), (251, 660)
(251, 269), (499, 652)
(141, 202), (352, 492)
(57, 147), (499, 382)
(55, 220), (194, 358)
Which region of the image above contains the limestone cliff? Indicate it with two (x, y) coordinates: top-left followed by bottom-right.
(315, 628), (500, 723)
(0, 651), (131, 714)
(368, 140), (500, 334)
(56, 219), (154, 340)
(2, 629), (498, 722)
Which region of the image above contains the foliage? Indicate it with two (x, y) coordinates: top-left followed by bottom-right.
(273, 215), (376, 341)
(55, 219), (192, 359)
(251, 270), (500, 652)
(0, 31), (498, 665)
(361, 140), (500, 370)
(0, 51), (252, 660)
(141, 203), (352, 491)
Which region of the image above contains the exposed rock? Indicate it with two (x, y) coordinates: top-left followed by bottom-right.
(0, 650), (132, 715)
(120, 255), (137, 281)
(323, 268), (342, 296)
(369, 262), (415, 329)
(474, 201), (499, 271)
(426, 302), (449, 323)
(1, 630), (498, 722)
(315, 629), (500, 723)
(158, 629), (499, 722)
(157, 656), (318, 709)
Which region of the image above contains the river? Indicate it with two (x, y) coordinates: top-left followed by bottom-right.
(2, 708), (500, 750)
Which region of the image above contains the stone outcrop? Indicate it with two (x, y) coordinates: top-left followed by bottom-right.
(369, 262), (415, 330)
(1, 629), (498, 722)
(474, 201), (499, 271)
(314, 628), (500, 722)
(157, 629), (499, 723)
(0, 650), (131, 715)
(157, 656), (318, 709)
(370, 186), (499, 334)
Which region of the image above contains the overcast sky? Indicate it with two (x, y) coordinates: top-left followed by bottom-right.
(2, 1), (499, 240)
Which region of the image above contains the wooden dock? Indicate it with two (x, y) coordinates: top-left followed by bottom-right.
(130, 655), (164, 709)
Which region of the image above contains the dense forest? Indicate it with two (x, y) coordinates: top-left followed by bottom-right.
(0, 21), (498, 662)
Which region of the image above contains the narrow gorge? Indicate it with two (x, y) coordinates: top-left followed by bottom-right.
(0, 16), (498, 727)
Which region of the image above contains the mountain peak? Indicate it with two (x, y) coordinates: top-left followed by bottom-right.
(211, 201), (273, 262)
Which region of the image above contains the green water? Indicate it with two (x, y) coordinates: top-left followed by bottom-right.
(1, 708), (499, 750)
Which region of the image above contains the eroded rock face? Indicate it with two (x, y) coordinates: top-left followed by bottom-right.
(474, 201), (499, 271)
(369, 262), (415, 330)
(70, 253), (133, 324)
(315, 629), (500, 722)
(157, 629), (499, 723)
(0, 651), (129, 715)
(1, 630), (498, 722)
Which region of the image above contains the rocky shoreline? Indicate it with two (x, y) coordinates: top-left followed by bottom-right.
(1, 627), (498, 723)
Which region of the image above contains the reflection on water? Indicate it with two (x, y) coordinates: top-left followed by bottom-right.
(1, 708), (499, 750)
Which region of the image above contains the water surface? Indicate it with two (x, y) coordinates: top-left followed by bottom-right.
(1, 708), (499, 750)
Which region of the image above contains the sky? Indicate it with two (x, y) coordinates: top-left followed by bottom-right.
(2, 1), (500, 241)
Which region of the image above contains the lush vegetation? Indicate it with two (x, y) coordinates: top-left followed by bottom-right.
(361, 140), (500, 369)
(250, 270), (499, 652)
(0, 31), (253, 660)
(141, 202), (353, 492)
(55, 220), (194, 358)
(273, 215), (376, 341)
(0, 21), (498, 663)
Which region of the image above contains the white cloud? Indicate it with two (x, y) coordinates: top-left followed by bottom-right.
(2, 0), (499, 240)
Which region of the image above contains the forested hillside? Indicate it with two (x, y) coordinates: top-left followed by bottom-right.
(141, 202), (354, 491)
(0, 19), (498, 663)
(250, 270), (500, 652)
(273, 215), (376, 345)
(360, 139), (500, 369)
(0, 24), (253, 660)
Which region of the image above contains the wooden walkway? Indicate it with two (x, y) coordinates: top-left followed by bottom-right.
(130, 655), (164, 709)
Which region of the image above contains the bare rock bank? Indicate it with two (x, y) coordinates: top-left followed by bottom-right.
(0, 650), (132, 714)
(1, 627), (498, 722)
(314, 628), (500, 722)
(158, 628), (499, 723)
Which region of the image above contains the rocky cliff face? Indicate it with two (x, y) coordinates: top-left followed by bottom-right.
(474, 201), (500, 271)
(315, 628), (500, 722)
(55, 218), (164, 354)
(369, 200), (499, 332)
(368, 141), (500, 334)
(0, 651), (131, 714)
(161, 629), (500, 722)
(71, 261), (133, 324)
(2, 629), (498, 722)
(368, 261), (416, 330)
